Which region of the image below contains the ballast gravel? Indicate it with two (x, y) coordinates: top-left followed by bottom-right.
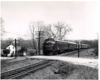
(22, 66), (62, 79)
(1, 58), (44, 73)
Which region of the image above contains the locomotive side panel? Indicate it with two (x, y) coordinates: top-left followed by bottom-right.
(56, 41), (68, 52)
(68, 42), (77, 50)
(82, 44), (88, 49)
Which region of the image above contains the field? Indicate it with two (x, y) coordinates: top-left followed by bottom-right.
(50, 61), (98, 79)
(22, 60), (98, 79)
(67, 48), (98, 59)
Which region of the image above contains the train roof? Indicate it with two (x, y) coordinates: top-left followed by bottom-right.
(45, 38), (88, 45)
(45, 38), (55, 41)
(82, 44), (88, 45)
(56, 40), (77, 44)
(67, 41), (77, 44)
(44, 38), (90, 46)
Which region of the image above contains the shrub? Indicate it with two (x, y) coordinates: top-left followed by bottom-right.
(21, 47), (27, 52)
(3, 49), (10, 56)
(27, 49), (37, 56)
(52, 61), (98, 79)
(17, 47), (27, 56)
(53, 62), (75, 76)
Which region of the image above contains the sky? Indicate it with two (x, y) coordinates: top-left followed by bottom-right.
(1, 1), (99, 40)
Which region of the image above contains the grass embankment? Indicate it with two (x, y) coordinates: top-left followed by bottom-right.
(51, 61), (98, 79)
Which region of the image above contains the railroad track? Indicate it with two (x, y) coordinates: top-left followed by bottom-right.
(1, 49), (87, 79)
(1, 59), (27, 68)
(1, 60), (54, 79)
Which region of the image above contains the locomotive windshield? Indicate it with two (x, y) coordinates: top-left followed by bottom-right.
(47, 41), (55, 44)
(43, 38), (55, 44)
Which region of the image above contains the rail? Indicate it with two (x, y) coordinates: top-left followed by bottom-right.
(1, 60), (54, 79)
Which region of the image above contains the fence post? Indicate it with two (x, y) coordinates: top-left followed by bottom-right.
(78, 44), (79, 57)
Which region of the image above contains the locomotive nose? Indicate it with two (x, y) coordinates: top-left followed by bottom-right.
(44, 44), (54, 50)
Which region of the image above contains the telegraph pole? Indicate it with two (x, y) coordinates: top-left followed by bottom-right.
(78, 41), (80, 57)
(37, 31), (44, 55)
(38, 31), (40, 55)
(78, 44), (79, 57)
(36, 30), (44, 55)
(15, 39), (17, 57)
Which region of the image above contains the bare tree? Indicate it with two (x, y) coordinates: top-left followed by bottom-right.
(35, 22), (54, 39)
(28, 21), (50, 55)
(17, 37), (23, 46)
(53, 22), (72, 40)
(29, 22), (37, 50)
(43, 25), (56, 38)
(40, 22), (72, 40)
(29, 21), (72, 41)
(0, 18), (5, 36)
(6, 38), (13, 45)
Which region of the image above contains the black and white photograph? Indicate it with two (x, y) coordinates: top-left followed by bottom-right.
(0, 1), (99, 79)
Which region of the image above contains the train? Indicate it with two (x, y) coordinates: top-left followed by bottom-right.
(43, 38), (90, 55)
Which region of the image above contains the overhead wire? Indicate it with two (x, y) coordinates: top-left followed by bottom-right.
(3, 31), (30, 37)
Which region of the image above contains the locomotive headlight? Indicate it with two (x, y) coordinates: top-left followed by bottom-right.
(45, 45), (54, 47)
(45, 45), (50, 47)
(51, 45), (53, 46)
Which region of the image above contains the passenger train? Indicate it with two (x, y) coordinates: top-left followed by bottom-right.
(43, 38), (90, 55)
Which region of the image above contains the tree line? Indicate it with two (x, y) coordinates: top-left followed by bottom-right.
(1, 18), (98, 51)
(1, 38), (98, 49)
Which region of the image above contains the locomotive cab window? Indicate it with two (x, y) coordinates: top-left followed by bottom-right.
(47, 41), (55, 44)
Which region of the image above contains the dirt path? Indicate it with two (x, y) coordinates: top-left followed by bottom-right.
(27, 49), (98, 69)
(27, 56), (98, 69)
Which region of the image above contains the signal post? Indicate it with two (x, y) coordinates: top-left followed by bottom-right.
(13, 39), (18, 57)
(78, 41), (80, 57)
(36, 31), (44, 55)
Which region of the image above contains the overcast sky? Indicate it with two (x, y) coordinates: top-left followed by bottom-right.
(1, 1), (99, 40)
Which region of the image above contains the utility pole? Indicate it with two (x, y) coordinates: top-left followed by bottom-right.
(78, 44), (79, 57)
(38, 31), (40, 55)
(36, 31), (44, 55)
(15, 39), (17, 57)
(78, 41), (80, 57)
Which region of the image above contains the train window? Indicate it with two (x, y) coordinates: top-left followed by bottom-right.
(47, 41), (55, 44)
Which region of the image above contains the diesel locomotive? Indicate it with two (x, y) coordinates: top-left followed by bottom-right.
(43, 38), (90, 55)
